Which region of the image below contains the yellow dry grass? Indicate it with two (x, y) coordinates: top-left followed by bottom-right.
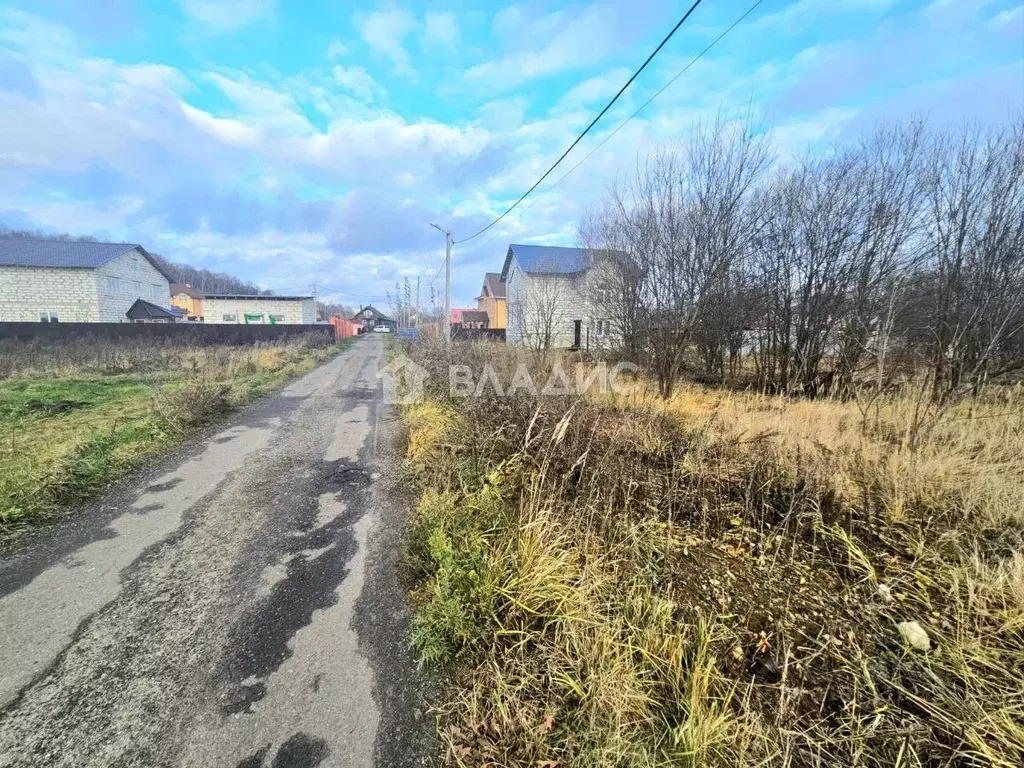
(623, 381), (1024, 529)
(403, 343), (1024, 767)
(405, 400), (458, 469)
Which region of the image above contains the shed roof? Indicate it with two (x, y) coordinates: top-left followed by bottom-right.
(460, 310), (489, 324)
(0, 236), (173, 280)
(126, 298), (178, 320)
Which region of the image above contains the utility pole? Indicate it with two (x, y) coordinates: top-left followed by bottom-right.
(430, 223), (452, 343)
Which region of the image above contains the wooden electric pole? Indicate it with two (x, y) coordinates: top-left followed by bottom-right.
(430, 223), (452, 343)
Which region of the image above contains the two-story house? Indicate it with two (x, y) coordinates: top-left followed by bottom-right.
(351, 305), (395, 332)
(169, 283), (204, 321)
(502, 243), (624, 349)
(475, 273), (506, 330)
(0, 236), (173, 323)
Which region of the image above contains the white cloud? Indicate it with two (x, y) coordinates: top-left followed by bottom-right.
(171, 227), (337, 270)
(557, 68), (631, 109)
(176, 0), (274, 33)
(423, 11), (458, 48)
(180, 103), (262, 146)
(752, 0), (897, 33)
(770, 107), (858, 159)
(332, 65), (382, 103)
(0, 7), (79, 58)
(287, 115), (494, 181)
(358, 6), (416, 73)
(990, 5), (1023, 28)
(460, 5), (624, 92)
(118, 63), (189, 92)
(326, 39), (348, 59)
(204, 71), (313, 135)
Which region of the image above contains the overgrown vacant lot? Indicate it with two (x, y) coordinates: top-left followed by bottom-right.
(402, 342), (1024, 767)
(0, 333), (346, 535)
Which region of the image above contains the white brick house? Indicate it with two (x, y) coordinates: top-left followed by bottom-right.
(502, 244), (623, 349)
(203, 295), (316, 325)
(0, 237), (173, 323)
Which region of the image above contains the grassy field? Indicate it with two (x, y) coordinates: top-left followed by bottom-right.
(0, 334), (350, 535)
(400, 341), (1024, 767)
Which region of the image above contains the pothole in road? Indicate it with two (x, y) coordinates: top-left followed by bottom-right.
(326, 465), (370, 488)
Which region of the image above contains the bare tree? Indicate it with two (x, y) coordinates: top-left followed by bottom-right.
(579, 113), (1023, 405)
(589, 112), (770, 396)
(917, 118), (1024, 403)
(518, 276), (564, 351)
(833, 121), (928, 394)
(578, 208), (644, 356)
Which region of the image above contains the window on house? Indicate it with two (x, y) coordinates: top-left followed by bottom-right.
(269, 314), (285, 324)
(223, 313), (237, 322)
(596, 319), (609, 337)
(105, 276), (122, 293)
(39, 311), (59, 323)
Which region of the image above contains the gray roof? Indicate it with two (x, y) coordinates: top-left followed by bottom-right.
(0, 236), (173, 280)
(500, 243), (632, 280)
(481, 272), (506, 299)
(500, 244), (591, 279)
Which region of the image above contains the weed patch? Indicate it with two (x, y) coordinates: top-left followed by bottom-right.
(402, 342), (1024, 767)
(0, 336), (352, 536)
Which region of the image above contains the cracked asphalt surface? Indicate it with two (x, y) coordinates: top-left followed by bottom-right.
(0, 335), (430, 767)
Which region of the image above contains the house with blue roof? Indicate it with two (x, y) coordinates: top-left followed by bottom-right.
(500, 243), (624, 349)
(0, 236), (174, 323)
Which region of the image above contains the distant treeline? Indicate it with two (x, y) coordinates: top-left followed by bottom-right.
(148, 253), (268, 296)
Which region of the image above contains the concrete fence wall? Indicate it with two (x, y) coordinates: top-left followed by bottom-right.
(0, 321), (337, 345)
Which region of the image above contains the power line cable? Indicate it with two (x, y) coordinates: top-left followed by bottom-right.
(459, 0), (767, 251)
(539, 0), (768, 196)
(455, 0), (705, 244)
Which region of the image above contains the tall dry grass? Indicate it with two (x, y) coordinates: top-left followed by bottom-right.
(402, 342), (1024, 767)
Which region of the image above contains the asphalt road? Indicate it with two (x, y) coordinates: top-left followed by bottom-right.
(0, 335), (429, 768)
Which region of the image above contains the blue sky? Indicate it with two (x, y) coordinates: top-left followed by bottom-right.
(0, 0), (1021, 308)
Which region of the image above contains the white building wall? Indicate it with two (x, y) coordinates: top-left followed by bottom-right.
(203, 297), (315, 324)
(576, 264), (621, 350)
(506, 256), (588, 348)
(0, 266), (100, 322)
(505, 256), (623, 350)
(94, 249), (171, 322)
(505, 261), (526, 345)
